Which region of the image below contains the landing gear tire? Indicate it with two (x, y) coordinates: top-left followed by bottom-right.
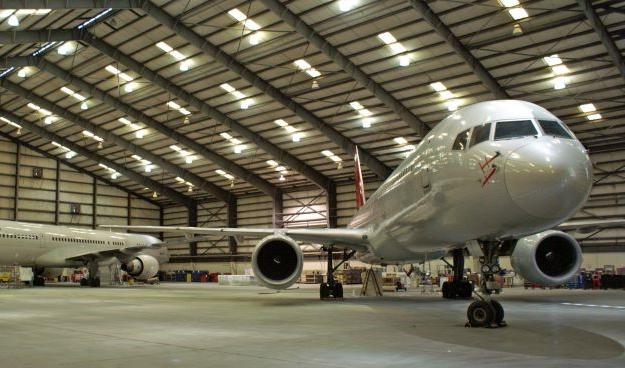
(442, 281), (451, 299)
(80, 278), (88, 287)
(320, 282), (343, 299)
(320, 283), (331, 299)
(490, 300), (505, 325)
(332, 282), (343, 298)
(442, 280), (472, 299)
(459, 281), (473, 298)
(467, 300), (494, 327)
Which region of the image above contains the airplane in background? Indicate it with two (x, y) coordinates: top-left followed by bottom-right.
(105, 100), (625, 327)
(0, 220), (169, 286)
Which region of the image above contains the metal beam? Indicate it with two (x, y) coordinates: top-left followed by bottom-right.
(228, 198), (237, 254)
(188, 204), (198, 256)
(139, 1), (391, 180)
(2, 56), (280, 200)
(54, 160), (60, 224)
(0, 110), (194, 208)
(273, 189), (283, 228)
(576, 0), (625, 81)
(408, 0), (510, 100)
(13, 141), (20, 221)
(260, 0), (431, 137)
(92, 176), (97, 229)
(0, 0), (137, 7)
(326, 181), (337, 228)
(0, 29), (85, 44)
(79, 31), (334, 190)
(0, 79), (232, 203)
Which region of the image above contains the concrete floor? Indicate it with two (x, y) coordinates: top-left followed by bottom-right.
(0, 284), (624, 368)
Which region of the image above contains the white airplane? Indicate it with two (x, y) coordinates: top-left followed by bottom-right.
(104, 100), (625, 327)
(0, 220), (168, 287)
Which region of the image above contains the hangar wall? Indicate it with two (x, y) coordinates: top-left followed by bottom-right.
(0, 138), (160, 228)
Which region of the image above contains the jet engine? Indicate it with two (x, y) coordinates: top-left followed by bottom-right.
(510, 230), (582, 286)
(252, 235), (303, 289)
(121, 254), (160, 280)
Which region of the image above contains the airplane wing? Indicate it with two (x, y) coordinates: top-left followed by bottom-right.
(558, 218), (625, 233)
(100, 225), (370, 251)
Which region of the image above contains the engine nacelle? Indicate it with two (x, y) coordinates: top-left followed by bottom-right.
(121, 254), (160, 280)
(252, 235), (303, 289)
(511, 230), (582, 286)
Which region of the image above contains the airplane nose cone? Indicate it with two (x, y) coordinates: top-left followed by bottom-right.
(504, 139), (592, 220)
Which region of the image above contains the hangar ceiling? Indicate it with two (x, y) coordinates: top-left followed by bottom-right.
(0, 0), (624, 209)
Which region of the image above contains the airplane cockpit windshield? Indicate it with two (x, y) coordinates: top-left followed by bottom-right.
(494, 120), (537, 140)
(537, 120), (573, 139)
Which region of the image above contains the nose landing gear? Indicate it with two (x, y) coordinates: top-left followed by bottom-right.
(466, 241), (507, 328)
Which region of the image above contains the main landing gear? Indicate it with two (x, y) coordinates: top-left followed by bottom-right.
(466, 241), (506, 328)
(320, 246), (355, 300)
(33, 267), (45, 286)
(80, 260), (101, 288)
(441, 249), (473, 299)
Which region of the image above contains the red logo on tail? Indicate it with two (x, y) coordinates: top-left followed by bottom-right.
(354, 147), (366, 209)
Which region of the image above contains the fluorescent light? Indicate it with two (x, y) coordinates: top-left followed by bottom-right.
(359, 109), (372, 117)
(266, 160), (278, 167)
(17, 68), (27, 78)
(135, 130), (146, 139)
(156, 41), (173, 52)
(294, 59), (312, 70)
(230, 138), (242, 145)
(579, 103), (596, 113)
(179, 61), (190, 71)
(446, 100), (459, 111)
(167, 101), (181, 110)
(553, 77), (567, 90)
(378, 32), (397, 44)
(228, 8), (247, 22)
(508, 7), (529, 20)
(330, 155), (342, 162)
(543, 55), (562, 66)
(362, 118), (373, 128)
(338, 0), (357, 11)
(233, 145), (244, 154)
(306, 68), (321, 78)
(44, 116), (57, 125)
(389, 43), (406, 54)
(439, 90), (454, 100)
(185, 156), (194, 164)
(232, 90), (246, 99)
(322, 150), (334, 157)
(220, 83), (235, 93)
(394, 137), (408, 145)
(105, 65), (121, 75)
(499, 0), (519, 7)
(587, 113), (602, 121)
(220, 132), (233, 140)
(350, 101), (364, 110)
(61, 86), (75, 95)
(244, 19), (260, 31)
(552, 64), (569, 75)
(170, 50), (185, 60)
(80, 102), (88, 110)
(275, 166), (286, 172)
(7, 14), (19, 27)
(430, 82), (446, 92)
(170, 145), (182, 152)
(124, 83), (134, 93)
(118, 72), (132, 82)
(249, 33), (261, 45)
(240, 99), (252, 109)
(179, 108), (191, 115)
(274, 119), (288, 127)
(292, 133), (301, 142)
(285, 125), (296, 133)
(118, 117), (132, 125)
(399, 55), (410, 66)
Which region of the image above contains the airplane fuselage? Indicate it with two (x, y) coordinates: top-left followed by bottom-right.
(0, 220), (165, 267)
(350, 100), (592, 263)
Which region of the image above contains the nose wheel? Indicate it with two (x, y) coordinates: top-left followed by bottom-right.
(466, 241), (507, 328)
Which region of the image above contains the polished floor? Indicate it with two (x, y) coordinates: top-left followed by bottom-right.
(0, 283), (624, 367)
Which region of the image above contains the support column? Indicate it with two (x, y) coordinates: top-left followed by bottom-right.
(92, 177), (97, 229)
(54, 160), (60, 225)
(188, 204), (198, 256)
(228, 198), (238, 254)
(127, 193), (131, 225)
(158, 206), (164, 241)
(326, 182), (337, 228)
(273, 189), (283, 228)
(13, 142), (20, 220)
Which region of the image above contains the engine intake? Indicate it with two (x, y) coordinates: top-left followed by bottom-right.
(252, 235), (303, 289)
(511, 230), (582, 286)
(121, 254), (160, 280)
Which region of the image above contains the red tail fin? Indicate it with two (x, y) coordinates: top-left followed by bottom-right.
(354, 146), (366, 209)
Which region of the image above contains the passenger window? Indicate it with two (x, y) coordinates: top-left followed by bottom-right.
(452, 129), (470, 150)
(538, 120), (572, 139)
(494, 120), (537, 140)
(469, 123), (491, 147)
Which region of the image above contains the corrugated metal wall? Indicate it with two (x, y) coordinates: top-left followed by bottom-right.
(0, 138), (160, 228)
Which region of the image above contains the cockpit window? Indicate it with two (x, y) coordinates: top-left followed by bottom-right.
(538, 120), (573, 139)
(469, 123), (491, 147)
(494, 120), (537, 140)
(452, 129), (470, 150)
